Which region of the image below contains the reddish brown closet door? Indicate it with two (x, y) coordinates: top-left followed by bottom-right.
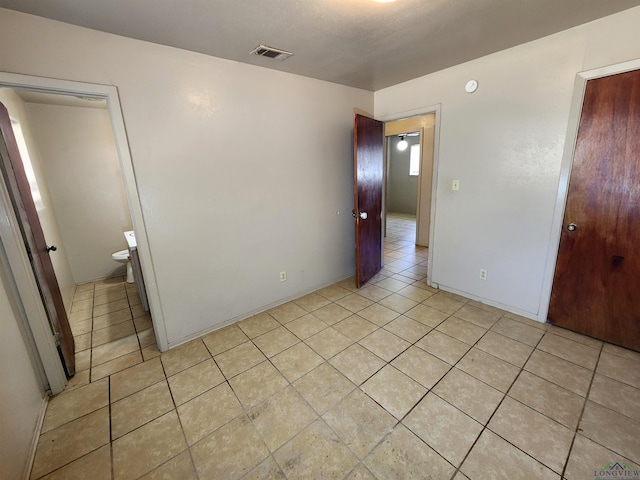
(548, 69), (640, 352)
(353, 113), (384, 288)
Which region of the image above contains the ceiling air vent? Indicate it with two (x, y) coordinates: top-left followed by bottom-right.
(250, 44), (294, 61)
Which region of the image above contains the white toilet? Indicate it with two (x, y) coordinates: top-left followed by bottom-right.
(112, 249), (134, 283)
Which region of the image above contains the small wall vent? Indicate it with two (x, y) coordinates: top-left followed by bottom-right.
(250, 44), (294, 61)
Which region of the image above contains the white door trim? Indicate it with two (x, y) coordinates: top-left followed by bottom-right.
(538, 58), (640, 323)
(379, 104), (442, 287)
(0, 73), (168, 368)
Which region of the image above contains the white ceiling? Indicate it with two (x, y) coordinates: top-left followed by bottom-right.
(1, 0), (639, 91)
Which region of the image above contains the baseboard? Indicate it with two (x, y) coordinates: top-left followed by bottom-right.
(23, 394), (49, 480)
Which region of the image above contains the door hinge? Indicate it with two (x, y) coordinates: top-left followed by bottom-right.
(54, 332), (62, 346)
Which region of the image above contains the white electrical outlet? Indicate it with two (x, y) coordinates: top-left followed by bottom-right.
(452, 179), (460, 191)
(479, 269), (488, 280)
(280, 271), (287, 282)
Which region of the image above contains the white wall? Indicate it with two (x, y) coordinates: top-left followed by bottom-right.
(387, 135), (419, 215)
(0, 8), (373, 345)
(25, 103), (131, 283)
(0, 268), (46, 480)
(375, 6), (640, 319)
(0, 89), (76, 312)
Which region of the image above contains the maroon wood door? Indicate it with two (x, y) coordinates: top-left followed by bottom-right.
(0, 103), (76, 375)
(548, 70), (640, 352)
(353, 113), (384, 288)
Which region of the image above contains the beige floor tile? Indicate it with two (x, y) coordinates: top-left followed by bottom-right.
(548, 325), (603, 349)
(436, 317), (486, 345)
(537, 332), (600, 369)
(177, 382), (243, 445)
(229, 361), (288, 408)
(525, 350), (593, 396)
(271, 342), (324, 382)
(403, 303), (449, 327)
(383, 315), (430, 343)
(305, 327), (353, 359)
(465, 300), (506, 316)
(275, 420), (359, 479)
(244, 456), (286, 480)
(112, 410), (186, 480)
(311, 303), (353, 325)
(91, 334), (139, 367)
(131, 304), (148, 319)
(139, 450), (196, 480)
(191, 415), (269, 480)
(167, 358), (225, 405)
(160, 340), (210, 376)
(252, 326), (300, 357)
(237, 312), (280, 339)
(357, 303), (400, 327)
(396, 284), (435, 303)
(597, 351), (640, 389)
(293, 293), (331, 312)
(324, 389), (396, 459)
(504, 311), (549, 330)
(286, 313), (329, 339)
(589, 373), (640, 421)
(601, 342), (640, 362)
(39, 445), (111, 480)
(564, 434), (639, 480)
(336, 293), (374, 313)
(70, 319), (92, 336)
(215, 341), (267, 378)
(202, 325), (248, 355)
(456, 347), (520, 393)
(362, 365), (426, 420)
(377, 293), (418, 314)
(268, 301), (308, 324)
(93, 298), (129, 317)
(359, 329), (410, 362)
(391, 346), (451, 389)
(460, 430), (557, 480)
(415, 330), (470, 365)
(42, 379), (108, 433)
(31, 408), (110, 479)
(357, 284), (394, 302)
(138, 328), (156, 348)
(110, 357), (166, 402)
(64, 370), (90, 391)
(422, 293), (466, 315)
(75, 349), (90, 372)
(404, 393), (483, 466)
(579, 400), (640, 462)
(433, 368), (504, 424)
(91, 321), (135, 348)
(488, 397), (573, 473)
(294, 363), (355, 414)
(93, 288), (127, 306)
(126, 292), (142, 308)
(364, 424), (456, 479)
(452, 304), (501, 329)
(490, 317), (545, 347)
(133, 314), (153, 332)
(333, 315), (378, 341)
(508, 370), (585, 429)
(142, 344), (161, 361)
(92, 308), (133, 330)
(374, 277), (410, 293)
(316, 284), (352, 301)
(330, 344), (386, 386)
(249, 386), (317, 450)
(71, 298), (93, 313)
(334, 276), (358, 291)
(476, 331), (533, 367)
(69, 308), (92, 324)
(111, 380), (174, 439)
(90, 351), (143, 381)
(74, 332), (91, 352)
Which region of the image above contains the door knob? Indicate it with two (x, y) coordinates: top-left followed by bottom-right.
(567, 223), (577, 232)
(359, 212), (368, 220)
(46, 245), (57, 252)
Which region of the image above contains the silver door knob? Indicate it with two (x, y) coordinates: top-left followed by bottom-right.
(567, 223), (577, 231)
(359, 212), (368, 220)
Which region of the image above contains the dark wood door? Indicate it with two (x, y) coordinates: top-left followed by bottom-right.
(0, 103), (75, 375)
(353, 113), (384, 288)
(548, 69), (640, 352)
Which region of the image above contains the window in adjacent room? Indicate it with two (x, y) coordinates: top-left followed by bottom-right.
(409, 143), (420, 176)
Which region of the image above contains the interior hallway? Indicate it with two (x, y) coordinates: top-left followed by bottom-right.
(29, 214), (640, 479)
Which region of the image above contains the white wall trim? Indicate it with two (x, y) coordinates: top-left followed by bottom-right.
(537, 58), (640, 323)
(22, 395), (48, 480)
(379, 104), (442, 287)
(0, 72), (169, 353)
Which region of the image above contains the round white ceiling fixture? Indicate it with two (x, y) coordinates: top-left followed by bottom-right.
(465, 80), (479, 93)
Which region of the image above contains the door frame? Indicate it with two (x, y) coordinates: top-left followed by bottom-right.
(379, 104), (441, 287)
(538, 58), (640, 323)
(0, 72), (168, 387)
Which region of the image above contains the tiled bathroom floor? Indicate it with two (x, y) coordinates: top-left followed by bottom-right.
(30, 213), (640, 479)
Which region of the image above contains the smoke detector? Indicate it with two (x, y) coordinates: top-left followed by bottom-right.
(250, 44), (294, 61)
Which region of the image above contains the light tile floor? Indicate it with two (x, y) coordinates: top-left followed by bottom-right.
(30, 213), (640, 479)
